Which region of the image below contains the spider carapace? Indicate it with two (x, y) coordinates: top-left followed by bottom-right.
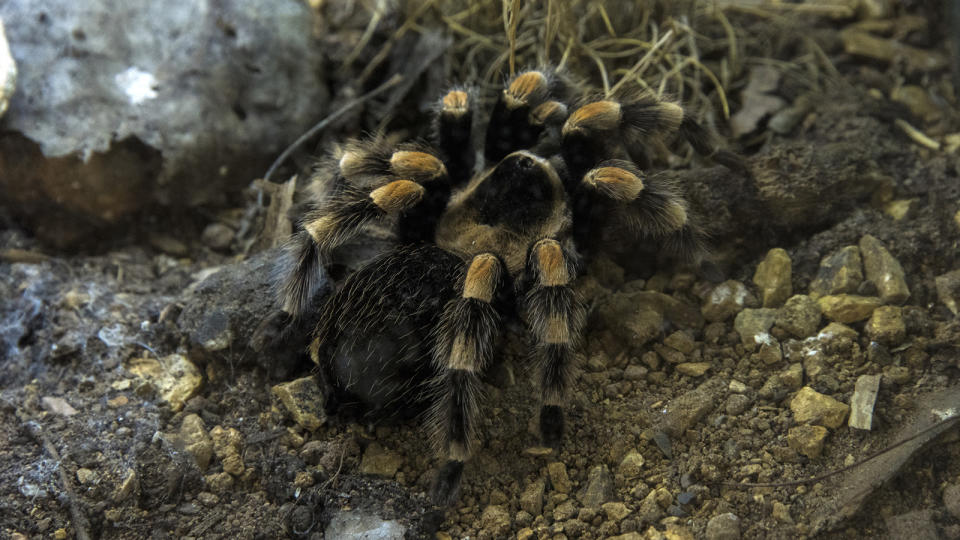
(275, 69), (742, 504)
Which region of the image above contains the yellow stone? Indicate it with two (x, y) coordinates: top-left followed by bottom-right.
(271, 377), (326, 431)
(817, 294), (882, 323)
(753, 248), (792, 307)
(790, 387), (850, 429)
(883, 198), (916, 220)
(127, 354), (202, 411)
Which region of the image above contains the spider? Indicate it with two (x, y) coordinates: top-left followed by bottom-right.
(275, 69), (742, 505)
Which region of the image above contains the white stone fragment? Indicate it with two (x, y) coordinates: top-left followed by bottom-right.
(115, 67), (158, 105)
(849, 374), (882, 430)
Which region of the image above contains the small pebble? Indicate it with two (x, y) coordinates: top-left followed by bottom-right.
(705, 513), (741, 540)
(201, 222), (235, 250)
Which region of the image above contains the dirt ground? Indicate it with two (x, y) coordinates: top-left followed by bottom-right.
(2, 3), (960, 540)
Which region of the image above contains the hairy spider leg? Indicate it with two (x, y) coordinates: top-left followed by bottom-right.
(523, 238), (585, 448)
(434, 88), (475, 187)
(429, 253), (505, 505)
(484, 70), (567, 163)
(279, 144), (449, 318)
(560, 98), (710, 265)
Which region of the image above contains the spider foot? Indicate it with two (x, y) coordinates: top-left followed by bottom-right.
(539, 405), (564, 449)
(431, 460), (465, 506)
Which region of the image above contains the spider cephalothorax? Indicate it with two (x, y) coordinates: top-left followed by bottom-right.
(276, 69), (741, 504)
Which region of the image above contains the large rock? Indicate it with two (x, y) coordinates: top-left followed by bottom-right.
(594, 291), (703, 348)
(176, 248), (324, 374)
(751, 141), (887, 228)
(0, 0), (327, 245)
(0, 17), (15, 118)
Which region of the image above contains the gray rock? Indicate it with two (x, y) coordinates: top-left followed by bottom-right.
(548, 462), (571, 493)
(733, 308), (778, 350)
(944, 484), (960, 520)
(663, 330), (696, 354)
(758, 374), (790, 402)
(201, 223), (235, 251)
(325, 510), (406, 540)
(617, 451), (645, 479)
(177, 248), (323, 373)
(752, 141), (887, 228)
(480, 505), (512, 537)
(579, 465), (614, 507)
(40, 396), (77, 416)
(658, 377), (726, 437)
(884, 509), (939, 540)
(775, 295), (821, 338)
(725, 394), (752, 416)
(780, 363), (804, 390)
(859, 235), (910, 304)
(935, 269), (960, 316)
(809, 246), (863, 299)
(705, 513), (741, 540)
(702, 280), (756, 322)
(636, 489), (664, 526)
(519, 479), (545, 516)
(849, 374), (881, 430)
(755, 340), (783, 365)
(594, 291), (703, 348)
(768, 95), (811, 134)
(0, 0), (326, 237)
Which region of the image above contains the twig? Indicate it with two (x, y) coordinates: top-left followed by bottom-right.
(23, 421), (92, 540)
(895, 119), (941, 150)
(0, 249), (51, 264)
(262, 74), (405, 185)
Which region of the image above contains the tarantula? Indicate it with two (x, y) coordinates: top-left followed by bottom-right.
(275, 69), (741, 505)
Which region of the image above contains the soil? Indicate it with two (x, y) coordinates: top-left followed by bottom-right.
(2, 5), (960, 540)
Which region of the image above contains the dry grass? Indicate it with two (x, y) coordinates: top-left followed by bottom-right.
(338, 0), (758, 124)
